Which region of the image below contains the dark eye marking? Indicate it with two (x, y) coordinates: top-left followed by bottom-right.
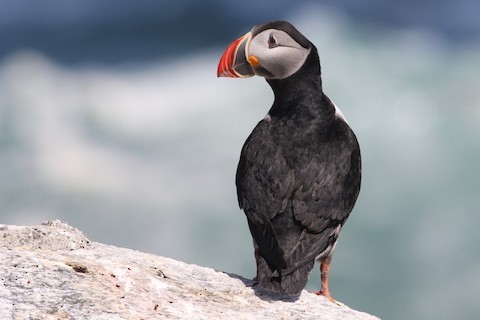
(268, 33), (278, 48)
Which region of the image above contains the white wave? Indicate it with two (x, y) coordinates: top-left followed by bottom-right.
(0, 50), (264, 207)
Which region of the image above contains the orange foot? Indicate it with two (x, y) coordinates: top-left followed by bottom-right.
(314, 289), (338, 305)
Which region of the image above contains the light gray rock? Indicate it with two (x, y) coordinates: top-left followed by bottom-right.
(0, 220), (380, 320)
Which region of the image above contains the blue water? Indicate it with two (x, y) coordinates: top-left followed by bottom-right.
(1, 2), (479, 320)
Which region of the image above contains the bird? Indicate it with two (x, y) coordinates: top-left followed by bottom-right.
(217, 21), (361, 301)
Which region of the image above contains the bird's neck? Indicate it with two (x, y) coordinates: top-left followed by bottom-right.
(266, 49), (332, 122)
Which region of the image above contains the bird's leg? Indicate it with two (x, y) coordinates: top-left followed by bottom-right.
(318, 260), (332, 299)
(253, 241), (260, 283)
(315, 257), (338, 304)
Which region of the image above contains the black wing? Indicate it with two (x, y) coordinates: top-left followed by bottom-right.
(236, 116), (361, 275)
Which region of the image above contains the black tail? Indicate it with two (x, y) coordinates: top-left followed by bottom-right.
(256, 254), (315, 295)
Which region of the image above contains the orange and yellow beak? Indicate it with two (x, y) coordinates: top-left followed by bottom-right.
(217, 32), (256, 78)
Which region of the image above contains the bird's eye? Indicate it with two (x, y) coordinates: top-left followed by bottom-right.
(268, 34), (277, 48)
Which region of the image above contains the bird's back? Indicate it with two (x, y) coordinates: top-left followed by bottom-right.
(236, 94), (361, 294)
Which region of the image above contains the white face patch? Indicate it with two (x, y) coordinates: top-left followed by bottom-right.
(248, 29), (311, 80)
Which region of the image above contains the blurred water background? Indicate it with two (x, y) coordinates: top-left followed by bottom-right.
(1, 1), (479, 319)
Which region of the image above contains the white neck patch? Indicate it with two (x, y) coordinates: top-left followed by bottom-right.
(329, 98), (348, 123)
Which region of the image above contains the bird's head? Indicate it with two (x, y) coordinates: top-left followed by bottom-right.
(217, 21), (313, 80)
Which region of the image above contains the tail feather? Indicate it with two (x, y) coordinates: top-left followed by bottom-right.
(256, 254), (314, 295)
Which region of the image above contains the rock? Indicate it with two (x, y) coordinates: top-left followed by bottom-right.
(0, 220), (380, 320)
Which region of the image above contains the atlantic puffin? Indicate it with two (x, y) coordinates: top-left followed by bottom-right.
(217, 21), (361, 301)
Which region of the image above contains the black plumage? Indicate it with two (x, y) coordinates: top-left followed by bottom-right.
(234, 22), (361, 296)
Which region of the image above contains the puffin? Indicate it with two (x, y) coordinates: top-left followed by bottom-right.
(217, 21), (361, 301)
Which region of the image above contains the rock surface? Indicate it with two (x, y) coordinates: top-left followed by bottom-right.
(0, 220), (379, 319)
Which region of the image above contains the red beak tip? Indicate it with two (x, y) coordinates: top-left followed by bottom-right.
(217, 33), (251, 79)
